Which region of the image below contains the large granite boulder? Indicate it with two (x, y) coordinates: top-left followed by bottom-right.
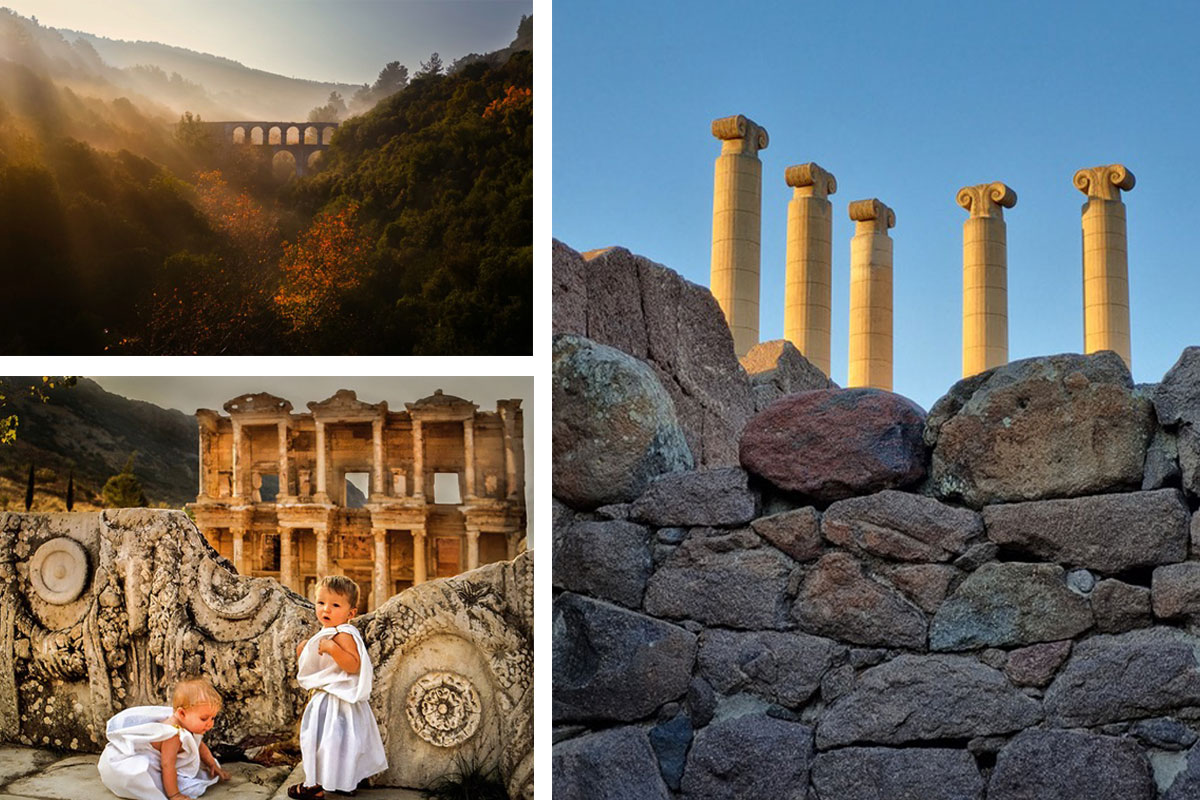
(811, 747), (984, 800)
(816, 654), (1042, 748)
(644, 529), (796, 630)
(1043, 627), (1200, 727)
(982, 490), (1189, 573)
(989, 729), (1155, 800)
(629, 467), (759, 527)
(930, 562), (1094, 651)
(740, 339), (834, 410)
(553, 593), (697, 723)
(792, 552), (927, 649)
(553, 334), (692, 509)
(552, 242), (755, 466)
(553, 726), (671, 800)
(925, 352), (1153, 507)
(822, 490), (980, 562)
(1155, 347), (1200, 498)
(552, 519), (652, 609)
(740, 388), (928, 502)
(680, 712), (813, 799)
(696, 629), (838, 708)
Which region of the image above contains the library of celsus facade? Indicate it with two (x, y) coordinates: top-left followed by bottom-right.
(188, 389), (526, 611)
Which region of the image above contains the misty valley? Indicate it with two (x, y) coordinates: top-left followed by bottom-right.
(0, 9), (532, 354)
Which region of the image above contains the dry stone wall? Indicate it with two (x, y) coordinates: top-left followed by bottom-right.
(0, 509), (532, 799)
(552, 242), (1200, 799)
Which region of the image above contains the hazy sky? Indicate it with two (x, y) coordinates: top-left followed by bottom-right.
(6, 0), (530, 84)
(555, 1), (1200, 410)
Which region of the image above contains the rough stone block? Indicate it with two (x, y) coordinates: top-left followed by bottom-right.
(1004, 640), (1072, 687)
(630, 467), (759, 527)
(552, 519), (652, 609)
(680, 713), (812, 799)
(792, 552), (927, 649)
(696, 629), (837, 709)
(648, 714), (692, 791)
(811, 747), (984, 800)
(989, 729), (1155, 800)
(553, 593), (697, 723)
(823, 489), (980, 562)
(1162, 739), (1200, 799)
(882, 563), (959, 613)
(552, 726), (671, 800)
(982, 489), (1189, 573)
(815, 654), (1042, 749)
(740, 339), (834, 411)
(1153, 563), (1200, 619)
(749, 507), (822, 562)
(930, 562), (1093, 651)
(1092, 579), (1152, 633)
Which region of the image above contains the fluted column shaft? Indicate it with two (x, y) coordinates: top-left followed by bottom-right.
(847, 199), (896, 390)
(710, 114), (769, 357)
(371, 528), (389, 610)
(1075, 164), (1135, 368)
(231, 419), (243, 500)
(314, 420), (328, 501)
(315, 526), (329, 577)
(411, 528), (427, 585)
(412, 420), (425, 498)
(463, 418), (476, 499)
(231, 528), (245, 574)
(279, 528), (295, 591)
(372, 418), (385, 497)
(784, 163), (837, 375)
(958, 182), (1016, 377)
(277, 421), (290, 499)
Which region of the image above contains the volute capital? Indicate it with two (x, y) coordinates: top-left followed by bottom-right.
(848, 198), (895, 231)
(785, 163), (837, 199)
(711, 114), (768, 156)
(1073, 164), (1135, 201)
(956, 182), (1017, 218)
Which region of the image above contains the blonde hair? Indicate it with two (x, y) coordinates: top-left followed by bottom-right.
(172, 678), (222, 711)
(317, 574), (360, 608)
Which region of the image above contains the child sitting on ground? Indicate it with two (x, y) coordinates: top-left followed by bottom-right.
(98, 677), (231, 800)
(289, 575), (388, 799)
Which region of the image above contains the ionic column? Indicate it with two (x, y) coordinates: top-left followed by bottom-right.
(957, 182), (1017, 377)
(411, 527), (427, 585)
(314, 420), (328, 502)
(710, 114), (769, 357)
(231, 419), (243, 500)
(231, 528), (245, 574)
(847, 199), (896, 390)
(372, 417), (385, 498)
(412, 420), (425, 499)
(1074, 164), (1135, 367)
(784, 163), (837, 375)
(315, 526), (329, 577)
(465, 527), (480, 570)
(371, 528), (390, 609)
(279, 528), (294, 590)
(277, 420), (291, 499)
(462, 418), (476, 499)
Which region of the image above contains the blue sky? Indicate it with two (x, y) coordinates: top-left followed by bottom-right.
(553, 1), (1200, 410)
(5, 0), (529, 84)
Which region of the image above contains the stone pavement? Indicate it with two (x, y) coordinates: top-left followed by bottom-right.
(0, 745), (424, 800)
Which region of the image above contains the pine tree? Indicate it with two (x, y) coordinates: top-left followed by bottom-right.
(102, 454), (148, 508)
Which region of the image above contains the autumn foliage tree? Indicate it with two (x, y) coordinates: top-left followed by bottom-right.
(274, 202), (371, 337)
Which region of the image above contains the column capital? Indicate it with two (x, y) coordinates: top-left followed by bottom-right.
(785, 162), (837, 199)
(1073, 164), (1135, 201)
(956, 182), (1017, 218)
(711, 114), (768, 156)
(849, 198), (895, 231)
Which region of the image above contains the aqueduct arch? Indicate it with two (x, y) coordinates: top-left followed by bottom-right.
(202, 121), (339, 177)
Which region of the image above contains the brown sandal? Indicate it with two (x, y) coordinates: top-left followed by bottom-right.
(287, 784), (325, 800)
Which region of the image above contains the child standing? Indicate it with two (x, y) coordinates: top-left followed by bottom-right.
(98, 678), (230, 800)
(290, 575), (388, 799)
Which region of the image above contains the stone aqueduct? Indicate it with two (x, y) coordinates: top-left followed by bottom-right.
(202, 121), (339, 177)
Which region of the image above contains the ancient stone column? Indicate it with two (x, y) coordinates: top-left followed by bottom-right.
(315, 526), (329, 577)
(412, 420), (425, 499)
(507, 531), (521, 561)
(371, 528), (389, 610)
(231, 419), (243, 500)
(1074, 164), (1136, 367)
(411, 528), (427, 585)
(465, 528), (480, 570)
(231, 528), (245, 574)
(957, 182), (1017, 377)
(784, 163), (837, 375)
(847, 199), (896, 390)
(372, 418), (385, 498)
(279, 528), (294, 591)
(462, 418), (476, 499)
(197, 426), (210, 499)
(710, 114), (769, 357)
(314, 420), (328, 502)
(277, 420), (290, 500)
(500, 403), (518, 499)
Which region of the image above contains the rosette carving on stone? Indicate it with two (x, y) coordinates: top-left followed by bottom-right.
(406, 671), (483, 747)
(1073, 164), (1136, 201)
(711, 114), (769, 155)
(786, 163), (837, 199)
(956, 182), (1017, 218)
(849, 198), (896, 231)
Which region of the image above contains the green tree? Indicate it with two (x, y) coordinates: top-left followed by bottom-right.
(102, 454), (148, 508)
(175, 111), (215, 154)
(416, 52), (443, 77)
(307, 91), (347, 123)
(373, 61), (408, 96)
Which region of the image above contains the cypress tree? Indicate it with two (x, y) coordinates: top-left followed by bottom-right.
(66, 470), (74, 511)
(24, 462), (33, 510)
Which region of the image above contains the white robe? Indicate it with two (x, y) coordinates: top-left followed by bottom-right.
(97, 705), (220, 800)
(297, 624), (388, 791)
